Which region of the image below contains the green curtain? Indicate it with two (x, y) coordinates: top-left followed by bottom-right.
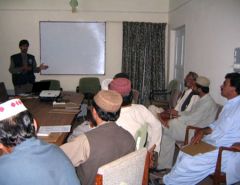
(122, 22), (166, 104)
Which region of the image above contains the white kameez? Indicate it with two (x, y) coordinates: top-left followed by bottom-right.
(163, 95), (240, 185)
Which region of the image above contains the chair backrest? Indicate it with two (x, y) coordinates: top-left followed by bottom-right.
(167, 79), (179, 93)
(135, 124), (148, 150)
(40, 80), (61, 90)
(32, 81), (51, 95)
(95, 148), (148, 185)
(0, 82), (9, 103)
(78, 77), (101, 94)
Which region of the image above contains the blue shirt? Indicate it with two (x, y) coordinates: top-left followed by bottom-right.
(204, 95), (240, 147)
(0, 138), (80, 185)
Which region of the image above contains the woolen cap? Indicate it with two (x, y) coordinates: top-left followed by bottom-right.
(94, 90), (123, 112)
(108, 78), (131, 96)
(0, 99), (27, 121)
(196, 76), (210, 87)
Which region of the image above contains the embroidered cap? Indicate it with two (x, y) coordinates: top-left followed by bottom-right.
(196, 76), (210, 87)
(0, 99), (27, 121)
(109, 78), (131, 96)
(94, 90), (123, 112)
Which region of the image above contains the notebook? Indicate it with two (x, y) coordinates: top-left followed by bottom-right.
(0, 82), (9, 103)
(32, 81), (50, 95)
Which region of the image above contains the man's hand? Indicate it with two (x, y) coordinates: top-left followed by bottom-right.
(39, 63), (48, 70)
(21, 66), (32, 73)
(190, 129), (204, 144)
(148, 144), (157, 169)
(190, 127), (212, 145)
(158, 114), (169, 128)
(232, 142), (240, 150)
(167, 109), (179, 118)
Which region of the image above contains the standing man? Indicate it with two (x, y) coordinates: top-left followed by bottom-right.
(9, 39), (48, 94)
(0, 99), (80, 185)
(61, 90), (136, 185)
(163, 72), (240, 185)
(158, 76), (218, 170)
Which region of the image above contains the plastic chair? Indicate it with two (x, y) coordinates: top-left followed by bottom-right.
(184, 126), (240, 185)
(40, 80), (61, 90)
(135, 124), (148, 150)
(95, 148), (150, 185)
(101, 78), (112, 90)
(149, 79), (180, 109)
(76, 77), (101, 105)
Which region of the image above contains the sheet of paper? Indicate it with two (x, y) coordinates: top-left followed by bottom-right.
(38, 125), (71, 135)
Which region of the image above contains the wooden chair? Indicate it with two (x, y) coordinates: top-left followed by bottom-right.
(95, 148), (150, 185)
(184, 126), (240, 185)
(175, 104), (223, 149)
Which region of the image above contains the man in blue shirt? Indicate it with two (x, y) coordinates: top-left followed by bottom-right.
(163, 72), (240, 185)
(0, 99), (80, 185)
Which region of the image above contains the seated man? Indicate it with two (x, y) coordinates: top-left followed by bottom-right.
(61, 90), (136, 185)
(0, 99), (80, 185)
(67, 109), (97, 142)
(101, 72), (129, 90)
(149, 71), (199, 117)
(158, 76), (218, 170)
(109, 78), (162, 153)
(163, 72), (240, 185)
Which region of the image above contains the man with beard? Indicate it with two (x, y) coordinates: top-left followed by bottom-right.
(163, 72), (240, 185)
(149, 72), (199, 118)
(9, 39), (48, 94)
(61, 90), (136, 185)
(157, 76), (218, 170)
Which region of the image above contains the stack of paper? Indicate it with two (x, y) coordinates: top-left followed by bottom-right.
(37, 125), (71, 137)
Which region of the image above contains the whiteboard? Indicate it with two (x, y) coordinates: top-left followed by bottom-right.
(40, 21), (106, 75)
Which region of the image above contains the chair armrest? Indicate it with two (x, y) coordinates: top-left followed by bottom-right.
(215, 145), (240, 176)
(184, 126), (202, 145)
(95, 174), (103, 185)
(142, 151), (150, 185)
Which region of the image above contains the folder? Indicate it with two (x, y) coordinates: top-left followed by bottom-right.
(181, 141), (216, 156)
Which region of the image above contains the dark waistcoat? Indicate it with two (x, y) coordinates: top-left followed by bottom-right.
(77, 122), (136, 185)
(11, 53), (36, 86)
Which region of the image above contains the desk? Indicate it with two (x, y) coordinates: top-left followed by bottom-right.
(22, 91), (83, 145)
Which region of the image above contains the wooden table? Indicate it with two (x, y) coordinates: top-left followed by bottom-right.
(22, 91), (83, 145)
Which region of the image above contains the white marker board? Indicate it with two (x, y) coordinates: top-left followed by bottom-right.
(40, 21), (106, 75)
